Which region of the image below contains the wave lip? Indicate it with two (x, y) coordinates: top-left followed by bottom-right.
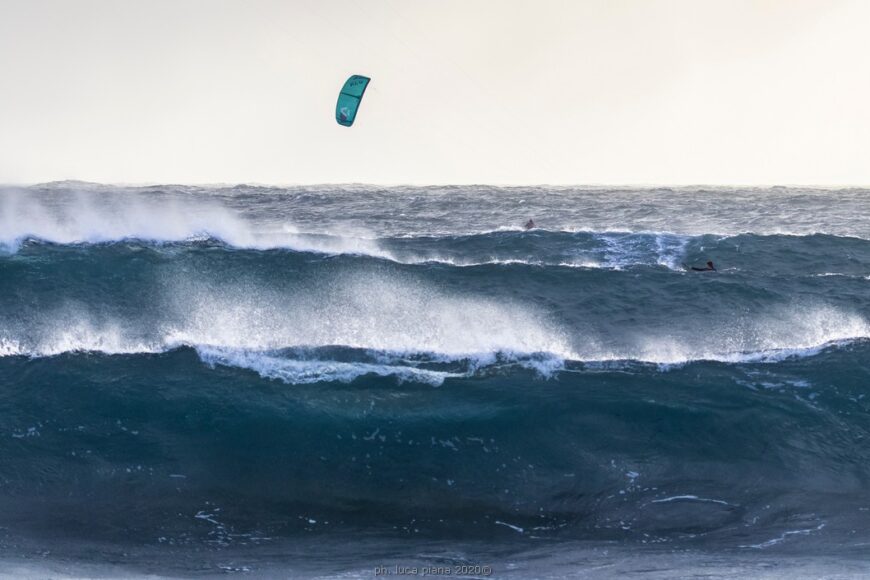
(0, 269), (580, 383)
(606, 305), (870, 366)
(0, 189), (397, 260)
(2, 332), (865, 386)
(0, 190), (253, 251)
(1, 289), (867, 381)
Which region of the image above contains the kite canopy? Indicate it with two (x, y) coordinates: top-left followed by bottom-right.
(336, 75), (370, 127)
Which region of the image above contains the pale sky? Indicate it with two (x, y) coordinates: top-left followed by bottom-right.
(1, 0), (869, 185)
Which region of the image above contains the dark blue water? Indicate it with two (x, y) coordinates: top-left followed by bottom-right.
(1, 183), (869, 577)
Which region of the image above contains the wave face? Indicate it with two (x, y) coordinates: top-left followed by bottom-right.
(1, 183), (870, 572)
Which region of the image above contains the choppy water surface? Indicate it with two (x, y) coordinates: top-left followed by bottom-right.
(1, 183), (869, 577)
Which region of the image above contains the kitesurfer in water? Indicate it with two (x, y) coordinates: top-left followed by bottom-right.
(690, 260), (716, 272)
(524, 219), (536, 230)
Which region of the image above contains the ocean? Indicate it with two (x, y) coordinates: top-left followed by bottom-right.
(0, 182), (869, 578)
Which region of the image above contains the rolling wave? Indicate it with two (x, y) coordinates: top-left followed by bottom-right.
(1, 269), (866, 383)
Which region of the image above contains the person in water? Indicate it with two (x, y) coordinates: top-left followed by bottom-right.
(524, 219), (536, 230)
(690, 260), (716, 271)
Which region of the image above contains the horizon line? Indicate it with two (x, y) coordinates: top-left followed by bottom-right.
(4, 179), (870, 190)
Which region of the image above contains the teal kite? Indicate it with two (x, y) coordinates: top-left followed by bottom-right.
(336, 75), (370, 127)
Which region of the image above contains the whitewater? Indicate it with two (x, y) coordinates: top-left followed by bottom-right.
(1, 182), (869, 578)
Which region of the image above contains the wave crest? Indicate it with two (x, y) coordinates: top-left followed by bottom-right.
(0, 189), (395, 259)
